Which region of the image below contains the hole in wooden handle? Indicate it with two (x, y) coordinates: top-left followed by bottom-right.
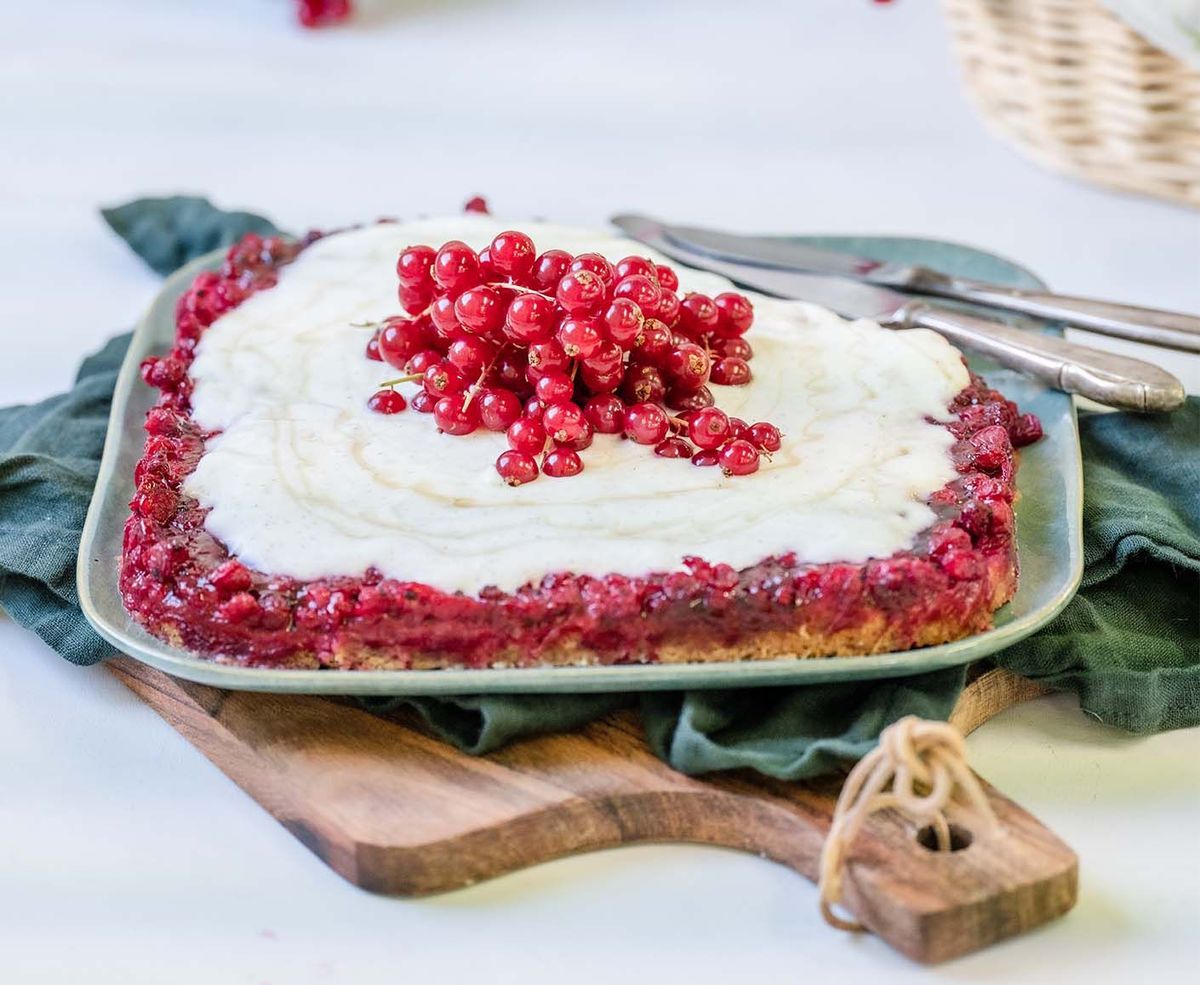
(915, 821), (974, 852)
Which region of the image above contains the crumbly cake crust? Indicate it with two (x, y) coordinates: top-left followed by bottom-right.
(121, 232), (1037, 672)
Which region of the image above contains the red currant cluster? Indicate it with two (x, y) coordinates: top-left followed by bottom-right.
(362, 230), (782, 485)
(296, 0), (351, 28)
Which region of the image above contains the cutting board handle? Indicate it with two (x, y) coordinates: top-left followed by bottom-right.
(813, 726), (1078, 962)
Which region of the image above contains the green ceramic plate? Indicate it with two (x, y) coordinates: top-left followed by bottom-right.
(77, 235), (1083, 694)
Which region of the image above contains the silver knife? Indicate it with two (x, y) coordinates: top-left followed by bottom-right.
(615, 215), (1200, 355)
(612, 214), (1186, 413)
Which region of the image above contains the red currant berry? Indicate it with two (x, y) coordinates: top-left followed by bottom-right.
(140, 355), (185, 390)
(656, 290), (681, 327)
(712, 337), (753, 360)
(614, 256), (658, 282)
(747, 422), (782, 452)
(664, 343), (711, 390)
(411, 390), (436, 414)
(396, 245), (435, 287)
(263, 235), (293, 262)
(541, 447), (583, 478)
(654, 436), (693, 459)
(677, 293), (719, 338)
(584, 394), (626, 434)
(492, 349), (528, 390)
(447, 336), (498, 378)
(476, 247), (501, 282)
(632, 319), (672, 361)
(477, 388), (522, 432)
(495, 450), (538, 486)
(602, 299), (644, 348)
(378, 317), (428, 370)
(433, 241), (481, 295)
(555, 269), (606, 314)
(710, 356), (752, 386)
(210, 559), (252, 596)
(433, 396), (480, 435)
(579, 339), (623, 376)
(728, 417), (750, 440)
(365, 333), (383, 361)
(430, 295), (462, 338)
(523, 396), (542, 419)
(507, 416), (547, 454)
(423, 361), (468, 397)
(556, 316), (603, 358)
(526, 340), (569, 379)
(398, 282), (434, 315)
(654, 264), (680, 292)
(569, 253), (616, 288)
(624, 402), (669, 445)
(688, 407), (731, 449)
(580, 362), (623, 394)
(528, 250), (573, 292)
(144, 407), (180, 436)
(222, 234), (264, 273)
(556, 419), (594, 451)
(969, 425), (1013, 473)
(367, 389), (407, 414)
(666, 384), (714, 411)
(613, 274), (662, 317)
(718, 438), (760, 476)
(406, 348), (441, 375)
(691, 448), (719, 467)
(534, 372), (574, 405)
(454, 286), (506, 335)
(620, 363), (666, 404)
(463, 195), (490, 214)
(713, 292), (754, 338)
(489, 231), (536, 280)
(298, 0), (352, 29)
(1011, 412), (1043, 448)
(672, 408), (698, 431)
(185, 272), (234, 324)
(542, 401), (587, 444)
(504, 292), (557, 344)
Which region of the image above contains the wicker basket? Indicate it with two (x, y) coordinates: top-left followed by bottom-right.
(941, 0), (1200, 207)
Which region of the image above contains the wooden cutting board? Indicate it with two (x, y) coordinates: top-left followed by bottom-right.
(107, 659), (1077, 964)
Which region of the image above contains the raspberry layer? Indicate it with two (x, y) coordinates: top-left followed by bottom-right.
(121, 231), (1041, 671)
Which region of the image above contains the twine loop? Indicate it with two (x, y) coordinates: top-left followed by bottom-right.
(818, 715), (999, 932)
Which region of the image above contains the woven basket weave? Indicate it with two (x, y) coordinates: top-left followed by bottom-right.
(941, 0), (1200, 207)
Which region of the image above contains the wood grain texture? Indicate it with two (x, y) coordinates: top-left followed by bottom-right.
(107, 659), (1076, 964)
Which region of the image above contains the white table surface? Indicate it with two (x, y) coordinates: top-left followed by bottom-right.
(1, 1), (1197, 982)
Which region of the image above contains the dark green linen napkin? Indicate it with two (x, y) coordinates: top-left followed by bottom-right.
(1, 197), (1195, 779)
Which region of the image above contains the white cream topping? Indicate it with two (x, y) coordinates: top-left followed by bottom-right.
(184, 218), (969, 594)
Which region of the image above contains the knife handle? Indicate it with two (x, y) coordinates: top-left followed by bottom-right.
(915, 273), (1200, 354)
(896, 303), (1187, 413)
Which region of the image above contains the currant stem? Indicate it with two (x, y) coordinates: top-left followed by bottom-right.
(378, 373), (422, 387)
(462, 356), (498, 412)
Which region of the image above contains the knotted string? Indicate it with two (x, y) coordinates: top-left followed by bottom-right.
(818, 715), (1000, 932)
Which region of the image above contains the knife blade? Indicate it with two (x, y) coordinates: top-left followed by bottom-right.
(611, 213), (1200, 354)
(633, 215), (920, 284)
(612, 214), (1187, 413)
